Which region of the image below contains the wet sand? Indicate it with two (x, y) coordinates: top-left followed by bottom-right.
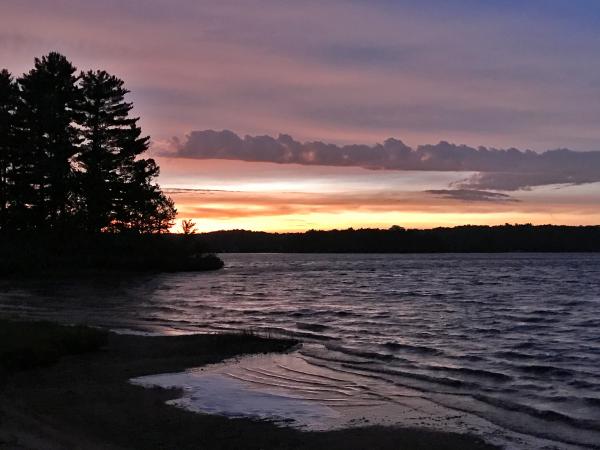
(0, 329), (497, 449)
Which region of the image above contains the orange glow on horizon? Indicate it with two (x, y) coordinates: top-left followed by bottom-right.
(167, 189), (600, 233)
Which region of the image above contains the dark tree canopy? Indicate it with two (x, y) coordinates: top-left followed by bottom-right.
(78, 70), (174, 233)
(196, 225), (600, 253)
(0, 69), (19, 230)
(17, 52), (82, 231)
(0, 53), (176, 235)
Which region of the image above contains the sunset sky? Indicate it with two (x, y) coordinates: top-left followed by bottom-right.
(2, 0), (600, 231)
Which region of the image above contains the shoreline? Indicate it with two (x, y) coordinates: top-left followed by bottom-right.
(0, 322), (496, 449)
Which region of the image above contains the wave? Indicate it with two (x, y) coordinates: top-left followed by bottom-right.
(516, 316), (558, 323)
(295, 322), (330, 332)
(382, 341), (445, 356)
(584, 397), (600, 407)
(492, 350), (534, 360)
(302, 352), (600, 446)
(276, 363), (363, 385)
(472, 393), (600, 433)
(322, 344), (399, 363)
(341, 362), (472, 389)
(249, 326), (336, 341)
(511, 341), (537, 350)
(426, 365), (513, 382)
(299, 350), (374, 366)
(454, 354), (485, 362)
(515, 364), (575, 378)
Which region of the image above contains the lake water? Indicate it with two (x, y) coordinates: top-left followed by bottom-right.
(1, 253), (599, 448)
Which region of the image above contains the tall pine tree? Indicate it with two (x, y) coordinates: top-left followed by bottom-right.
(17, 52), (81, 231)
(78, 70), (175, 233)
(0, 70), (19, 231)
(1, 53), (176, 235)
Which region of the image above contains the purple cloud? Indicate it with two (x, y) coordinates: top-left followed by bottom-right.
(425, 190), (518, 202)
(170, 130), (600, 191)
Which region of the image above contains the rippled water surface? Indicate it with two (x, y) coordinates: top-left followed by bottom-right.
(1, 253), (599, 448)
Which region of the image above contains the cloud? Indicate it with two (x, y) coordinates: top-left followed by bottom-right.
(456, 149), (600, 190)
(425, 190), (518, 202)
(170, 130), (600, 191)
(171, 129), (412, 169)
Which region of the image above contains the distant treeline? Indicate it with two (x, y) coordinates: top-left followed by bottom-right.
(0, 53), (175, 235)
(196, 225), (600, 253)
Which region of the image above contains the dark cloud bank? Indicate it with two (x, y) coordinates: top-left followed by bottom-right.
(171, 130), (600, 194)
(425, 190), (518, 203)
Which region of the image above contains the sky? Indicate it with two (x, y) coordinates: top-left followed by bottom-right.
(2, 0), (600, 231)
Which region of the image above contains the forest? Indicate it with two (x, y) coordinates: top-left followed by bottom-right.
(197, 224), (600, 253)
(0, 52), (175, 235)
(0, 53), (222, 273)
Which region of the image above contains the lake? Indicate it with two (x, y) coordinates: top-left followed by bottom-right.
(1, 253), (599, 448)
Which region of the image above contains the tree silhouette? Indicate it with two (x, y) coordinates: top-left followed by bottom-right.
(78, 70), (175, 233)
(112, 157), (176, 233)
(78, 70), (122, 232)
(0, 70), (18, 231)
(0, 53), (176, 235)
(181, 219), (197, 235)
(17, 53), (82, 231)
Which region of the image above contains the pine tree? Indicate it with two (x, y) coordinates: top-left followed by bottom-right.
(0, 70), (19, 230)
(116, 157), (176, 233)
(78, 70), (131, 232)
(78, 70), (175, 233)
(1, 54), (176, 236)
(17, 52), (81, 231)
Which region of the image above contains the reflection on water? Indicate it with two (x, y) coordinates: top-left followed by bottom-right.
(1, 253), (599, 449)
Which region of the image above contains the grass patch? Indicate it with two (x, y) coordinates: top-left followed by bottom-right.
(0, 319), (108, 371)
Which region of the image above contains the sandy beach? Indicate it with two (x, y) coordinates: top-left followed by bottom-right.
(0, 323), (496, 450)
